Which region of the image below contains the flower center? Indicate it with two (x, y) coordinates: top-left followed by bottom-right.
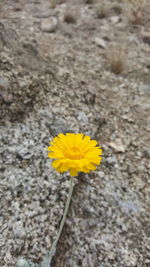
(65, 146), (84, 160)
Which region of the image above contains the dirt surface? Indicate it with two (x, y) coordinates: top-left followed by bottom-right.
(0, 0), (150, 266)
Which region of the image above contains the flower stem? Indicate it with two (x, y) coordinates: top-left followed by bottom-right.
(44, 177), (74, 265)
(54, 177), (74, 247)
(16, 178), (75, 267)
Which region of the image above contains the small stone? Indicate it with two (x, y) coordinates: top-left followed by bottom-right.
(40, 17), (58, 32)
(110, 15), (120, 24)
(16, 258), (29, 267)
(77, 111), (88, 123)
(0, 76), (9, 89)
(94, 37), (106, 48)
(16, 146), (32, 160)
(98, 171), (105, 178)
(106, 156), (117, 165)
(109, 139), (125, 152)
(125, 252), (137, 266)
(39, 214), (48, 222)
(142, 34), (150, 45)
(49, 118), (71, 135)
(139, 84), (150, 95)
(13, 221), (25, 237)
(108, 251), (115, 260)
(143, 148), (150, 159)
(127, 164), (136, 174)
(0, 76), (13, 103)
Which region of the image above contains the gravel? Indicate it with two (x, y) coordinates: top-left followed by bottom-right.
(0, 0), (150, 266)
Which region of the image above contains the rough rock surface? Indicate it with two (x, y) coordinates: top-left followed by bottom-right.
(0, 0), (150, 267)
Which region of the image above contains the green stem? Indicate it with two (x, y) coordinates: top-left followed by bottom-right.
(16, 178), (74, 267)
(54, 177), (74, 247)
(43, 177), (74, 265)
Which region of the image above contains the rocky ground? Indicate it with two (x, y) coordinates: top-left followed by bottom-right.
(0, 0), (150, 266)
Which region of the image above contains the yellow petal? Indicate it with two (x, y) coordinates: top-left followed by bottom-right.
(78, 159), (89, 167)
(86, 147), (102, 153)
(49, 147), (64, 155)
(70, 168), (78, 176)
(60, 162), (69, 172)
(66, 133), (76, 146)
(82, 166), (90, 173)
(68, 160), (78, 168)
(52, 159), (62, 168)
(51, 142), (66, 151)
(83, 140), (97, 152)
(56, 163), (66, 173)
(48, 152), (57, 158)
(74, 133), (84, 146)
(87, 163), (97, 171)
(80, 135), (91, 148)
(85, 149), (102, 157)
(58, 133), (69, 147)
(52, 137), (66, 149)
(90, 157), (102, 164)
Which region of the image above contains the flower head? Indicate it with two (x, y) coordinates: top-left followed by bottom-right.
(48, 133), (102, 176)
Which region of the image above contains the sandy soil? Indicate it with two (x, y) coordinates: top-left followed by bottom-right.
(0, 0), (150, 266)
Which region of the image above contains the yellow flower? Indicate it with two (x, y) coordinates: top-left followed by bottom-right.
(48, 133), (102, 176)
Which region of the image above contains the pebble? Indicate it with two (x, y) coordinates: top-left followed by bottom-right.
(142, 34), (150, 45)
(109, 139), (125, 152)
(94, 37), (106, 48)
(16, 258), (29, 267)
(13, 221), (25, 238)
(77, 111), (89, 123)
(127, 165), (136, 174)
(16, 146), (32, 160)
(110, 15), (120, 24)
(143, 148), (150, 159)
(106, 156), (117, 165)
(40, 17), (58, 32)
(49, 117), (71, 135)
(139, 84), (150, 95)
(125, 252), (137, 266)
(0, 76), (9, 89)
(97, 171), (105, 178)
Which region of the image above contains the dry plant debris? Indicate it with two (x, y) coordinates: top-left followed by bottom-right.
(95, 3), (110, 19)
(107, 41), (127, 75)
(63, 8), (77, 24)
(124, 0), (148, 25)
